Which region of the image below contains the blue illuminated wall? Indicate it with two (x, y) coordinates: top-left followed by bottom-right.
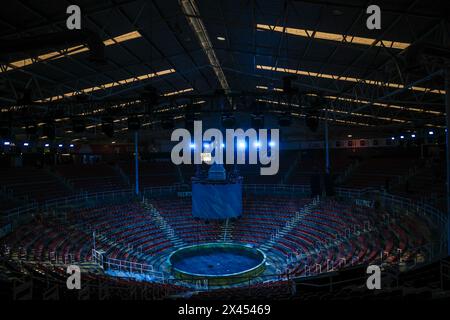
(192, 181), (242, 219)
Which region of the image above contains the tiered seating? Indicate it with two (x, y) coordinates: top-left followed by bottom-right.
(0, 191), (439, 299)
(57, 164), (128, 193)
(119, 161), (179, 187)
(343, 156), (417, 188)
(152, 198), (222, 243)
(231, 195), (309, 244)
(392, 160), (445, 209)
(0, 167), (73, 203)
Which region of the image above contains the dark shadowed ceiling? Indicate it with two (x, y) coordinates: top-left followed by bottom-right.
(0, 0), (449, 142)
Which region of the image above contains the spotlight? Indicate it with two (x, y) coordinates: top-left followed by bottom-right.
(428, 131), (434, 135)
(411, 134), (416, 138)
(391, 137), (395, 140)
(23, 142), (29, 147)
(203, 142), (210, 149)
(189, 143), (195, 149)
(254, 141), (261, 148)
(400, 135), (404, 139)
(269, 141), (276, 147)
(221, 143), (225, 148)
(217, 36), (226, 41)
(3, 141), (10, 146)
(44, 143), (50, 147)
(69, 144), (74, 148)
(238, 141), (246, 150)
(58, 144), (63, 147)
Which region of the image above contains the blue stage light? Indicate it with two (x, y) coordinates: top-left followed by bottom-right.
(254, 141), (261, 148)
(269, 141), (276, 147)
(203, 142), (210, 149)
(221, 143), (225, 148)
(237, 141), (246, 150)
(189, 143), (195, 149)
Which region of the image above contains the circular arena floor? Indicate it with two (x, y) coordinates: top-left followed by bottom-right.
(168, 243), (266, 285)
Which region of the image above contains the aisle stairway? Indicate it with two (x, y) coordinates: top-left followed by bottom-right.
(142, 198), (185, 248)
(260, 196), (320, 251)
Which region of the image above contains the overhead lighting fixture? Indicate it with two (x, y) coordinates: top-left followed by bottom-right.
(163, 88), (194, 97)
(3, 141), (10, 146)
(256, 65), (445, 95)
(256, 85), (442, 115)
(3, 31), (142, 73)
(23, 142), (29, 146)
(257, 98), (408, 125)
(256, 85), (283, 92)
(44, 143), (50, 147)
(36, 68), (176, 102)
(411, 134), (416, 138)
(429, 131), (434, 135)
(347, 134), (352, 138)
(217, 36), (226, 41)
(256, 24), (410, 50)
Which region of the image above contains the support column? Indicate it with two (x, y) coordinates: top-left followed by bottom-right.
(134, 131), (140, 196)
(446, 68), (450, 255)
(324, 108), (330, 175)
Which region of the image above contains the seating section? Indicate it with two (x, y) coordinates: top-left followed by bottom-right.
(392, 159), (446, 210)
(0, 256), (188, 300)
(287, 149), (354, 185)
(0, 193), (437, 299)
(152, 198), (223, 243)
(231, 195), (310, 245)
(119, 161), (179, 187)
(57, 164), (128, 193)
(342, 156), (418, 188)
(0, 167), (73, 204)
